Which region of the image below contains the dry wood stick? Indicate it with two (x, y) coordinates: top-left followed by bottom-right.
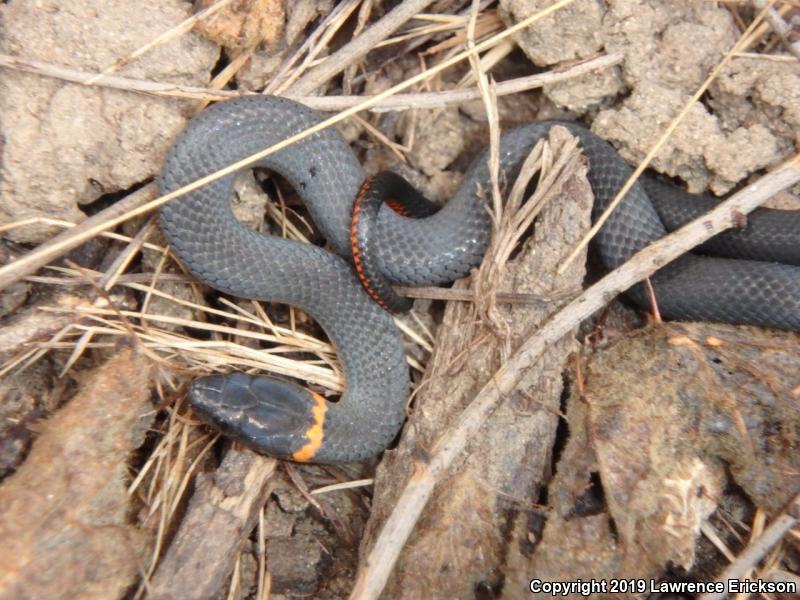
(147, 449), (277, 600)
(698, 491), (800, 600)
(288, 0), (437, 95)
(0, 51), (621, 110)
(0, 183), (156, 292)
(752, 0), (800, 59)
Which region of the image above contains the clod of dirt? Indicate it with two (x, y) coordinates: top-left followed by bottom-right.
(264, 493), (298, 538)
(252, 471), (364, 598)
(0, 280), (29, 319)
(499, 0), (605, 65)
(592, 81), (782, 194)
(267, 520), (333, 596)
(709, 56), (800, 152)
(231, 172), (271, 229)
(406, 108), (473, 176)
(589, 323), (800, 569)
(542, 67), (624, 114)
(284, 0), (333, 48)
(0, 0), (219, 244)
(500, 0), (798, 194)
(602, 0), (737, 94)
(504, 322), (799, 595)
(0, 359), (59, 479)
(195, 0), (285, 52)
(0, 348), (154, 600)
(237, 51), (285, 91)
(499, 0), (619, 113)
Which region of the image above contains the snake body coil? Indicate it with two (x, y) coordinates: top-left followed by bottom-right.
(159, 96), (800, 463)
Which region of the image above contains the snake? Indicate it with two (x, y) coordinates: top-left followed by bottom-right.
(159, 95), (800, 464)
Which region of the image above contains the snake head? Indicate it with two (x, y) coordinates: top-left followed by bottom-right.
(189, 373), (327, 462)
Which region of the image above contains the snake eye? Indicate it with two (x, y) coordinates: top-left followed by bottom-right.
(189, 373), (321, 460)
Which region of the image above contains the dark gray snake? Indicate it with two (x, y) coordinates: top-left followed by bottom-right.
(159, 95), (800, 464)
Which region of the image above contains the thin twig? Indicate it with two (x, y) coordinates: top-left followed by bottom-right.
(0, 52), (240, 100)
(345, 0), (497, 88)
(396, 285), (576, 305)
(698, 492), (800, 600)
(348, 154), (800, 600)
(0, 52), (622, 111)
(730, 50), (798, 61)
(752, 0), (800, 59)
(0, 182), (156, 291)
(23, 273), (569, 305)
(98, 218), (157, 291)
(195, 45), (257, 112)
(265, 0), (362, 95)
(468, 0), (503, 222)
(0, 0), (579, 294)
(288, 0), (437, 95)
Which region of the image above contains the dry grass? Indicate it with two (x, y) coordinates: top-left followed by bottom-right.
(2, 3), (575, 594)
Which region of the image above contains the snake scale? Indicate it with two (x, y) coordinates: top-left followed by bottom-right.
(159, 96), (800, 463)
